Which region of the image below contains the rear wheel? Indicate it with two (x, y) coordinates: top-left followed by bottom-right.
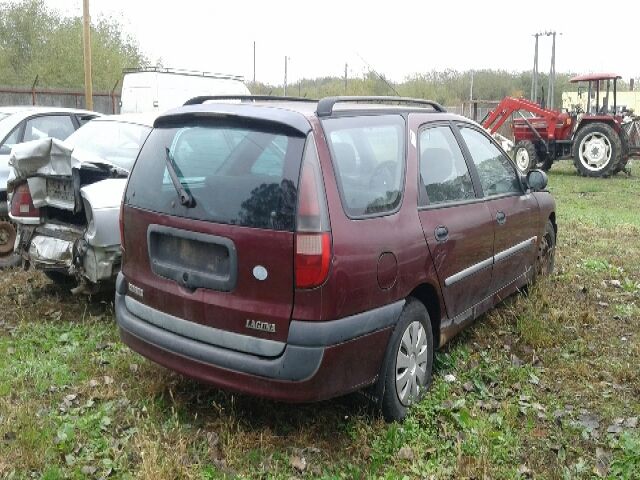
(614, 127), (631, 175)
(572, 123), (623, 177)
(513, 140), (537, 174)
(380, 298), (433, 422)
(533, 220), (556, 282)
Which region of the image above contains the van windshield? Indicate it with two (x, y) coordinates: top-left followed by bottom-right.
(125, 120), (306, 231)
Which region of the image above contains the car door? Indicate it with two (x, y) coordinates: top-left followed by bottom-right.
(458, 125), (540, 294)
(416, 122), (495, 320)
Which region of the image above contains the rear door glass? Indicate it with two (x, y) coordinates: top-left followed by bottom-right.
(322, 115), (405, 217)
(23, 115), (75, 142)
(126, 121), (306, 231)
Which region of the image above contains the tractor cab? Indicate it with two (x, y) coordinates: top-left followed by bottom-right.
(570, 73), (623, 117)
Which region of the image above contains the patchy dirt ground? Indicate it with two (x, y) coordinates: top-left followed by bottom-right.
(0, 162), (639, 479)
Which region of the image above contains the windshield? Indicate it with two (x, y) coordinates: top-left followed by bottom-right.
(126, 120), (306, 231)
(65, 120), (152, 171)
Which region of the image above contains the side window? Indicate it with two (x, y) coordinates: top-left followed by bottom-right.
(419, 125), (475, 205)
(459, 127), (522, 196)
(0, 124), (23, 155)
(23, 115), (75, 142)
(323, 115), (405, 217)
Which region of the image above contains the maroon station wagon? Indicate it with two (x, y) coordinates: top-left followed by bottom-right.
(116, 96), (557, 421)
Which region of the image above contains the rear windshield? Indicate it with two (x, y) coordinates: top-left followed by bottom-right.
(126, 120), (306, 231)
(66, 120), (152, 171)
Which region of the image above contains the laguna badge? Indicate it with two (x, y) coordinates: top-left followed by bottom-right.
(245, 319), (276, 333)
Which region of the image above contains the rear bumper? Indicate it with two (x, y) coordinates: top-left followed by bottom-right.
(115, 273), (400, 402)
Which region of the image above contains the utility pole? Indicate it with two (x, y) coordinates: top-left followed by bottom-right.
(469, 70), (474, 101)
(82, 0), (93, 110)
(531, 33), (540, 103)
(283, 56), (288, 96)
(253, 41), (256, 83)
(344, 63), (348, 94)
(547, 31), (557, 110)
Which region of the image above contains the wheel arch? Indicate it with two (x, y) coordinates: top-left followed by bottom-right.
(408, 283), (442, 348)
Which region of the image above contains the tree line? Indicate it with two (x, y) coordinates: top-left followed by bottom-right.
(1, 0), (633, 105)
(0, 0), (147, 91)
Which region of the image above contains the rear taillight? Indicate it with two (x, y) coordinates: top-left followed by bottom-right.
(10, 183), (40, 219)
(295, 133), (331, 289)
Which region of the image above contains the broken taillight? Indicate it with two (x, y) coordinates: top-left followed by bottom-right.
(10, 183), (40, 219)
(295, 134), (331, 289)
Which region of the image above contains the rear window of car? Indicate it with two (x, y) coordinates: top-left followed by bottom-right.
(322, 115), (405, 217)
(66, 120), (152, 171)
(126, 119), (306, 231)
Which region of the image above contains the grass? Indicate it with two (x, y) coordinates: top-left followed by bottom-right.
(1, 160), (639, 479)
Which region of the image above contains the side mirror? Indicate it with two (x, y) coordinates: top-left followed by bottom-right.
(526, 169), (548, 191)
(0, 144), (11, 156)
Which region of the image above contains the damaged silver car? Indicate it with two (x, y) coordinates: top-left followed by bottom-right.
(8, 115), (155, 292)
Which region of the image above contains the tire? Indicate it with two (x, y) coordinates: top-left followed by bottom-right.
(613, 127), (631, 175)
(379, 298), (434, 422)
(532, 219), (556, 284)
(513, 141), (538, 174)
(572, 122), (623, 177)
(44, 271), (76, 286)
(0, 220), (16, 257)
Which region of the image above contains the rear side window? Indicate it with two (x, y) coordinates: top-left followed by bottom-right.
(23, 115), (75, 142)
(323, 115), (405, 217)
(419, 125), (475, 205)
(126, 120), (306, 231)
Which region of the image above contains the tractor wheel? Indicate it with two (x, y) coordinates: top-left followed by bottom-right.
(572, 122), (623, 178)
(0, 221), (16, 257)
(513, 140), (538, 174)
(613, 127), (631, 175)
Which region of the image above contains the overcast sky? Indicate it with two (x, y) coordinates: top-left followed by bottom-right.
(44, 0), (639, 85)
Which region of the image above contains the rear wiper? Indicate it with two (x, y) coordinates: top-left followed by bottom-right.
(165, 148), (195, 207)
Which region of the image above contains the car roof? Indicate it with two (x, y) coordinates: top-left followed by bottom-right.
(156, 97), (467, 133)
(0, 106), (96, 115)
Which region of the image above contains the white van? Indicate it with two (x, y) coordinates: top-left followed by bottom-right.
(120, 68), (251, 114)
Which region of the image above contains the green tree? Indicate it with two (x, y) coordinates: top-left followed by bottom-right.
(0, 0), (147, 89)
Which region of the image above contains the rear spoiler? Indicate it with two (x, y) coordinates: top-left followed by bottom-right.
(154, 103), (313, 136)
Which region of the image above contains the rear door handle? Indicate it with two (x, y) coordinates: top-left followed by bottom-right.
(496, 211), (506, 225)
(434, 225), (449, 242)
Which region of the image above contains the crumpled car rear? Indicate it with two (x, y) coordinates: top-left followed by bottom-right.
(9, 137), (127, 288)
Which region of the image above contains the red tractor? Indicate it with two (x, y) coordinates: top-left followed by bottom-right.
(483, 73), (639, 177)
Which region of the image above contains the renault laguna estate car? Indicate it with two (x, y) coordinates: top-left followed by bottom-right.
(116, 95), (557, 421)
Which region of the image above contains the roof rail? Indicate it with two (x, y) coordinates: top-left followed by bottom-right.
(183, 95), (318, 106)
(316, 96), (446, 116)
(123, 67), (245, 81)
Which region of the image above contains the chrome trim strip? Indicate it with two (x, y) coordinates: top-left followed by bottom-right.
(445, 257), (493, 286)
(444, 236), (537, 287)
(124, 296), (286, 357)
(494, 236), (537, 263)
